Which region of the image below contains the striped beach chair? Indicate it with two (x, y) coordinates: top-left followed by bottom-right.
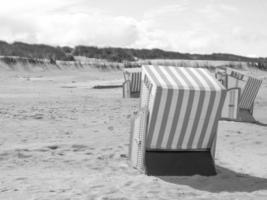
(129, 65), (226, 176)
(222, 77), (262, 122)
(219, 69), (262, 122)
(122, 68), (142, 98)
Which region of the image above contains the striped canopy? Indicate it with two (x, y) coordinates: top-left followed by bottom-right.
(142, 65), (226, 150)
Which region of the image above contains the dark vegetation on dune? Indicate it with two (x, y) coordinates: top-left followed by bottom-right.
(73, 45), (267, 64)
(0, 40), (267, 70)
(0, 41), (74, 61)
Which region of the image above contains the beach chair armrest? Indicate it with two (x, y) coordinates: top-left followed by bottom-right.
(226, 87), (241, 92)
(226, 87), (241, 103)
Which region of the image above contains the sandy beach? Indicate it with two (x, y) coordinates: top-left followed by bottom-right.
(0, 67), (267, 200)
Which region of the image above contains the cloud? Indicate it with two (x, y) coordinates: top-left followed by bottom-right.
(34, 13), (140, 47)
(0, 0), (266, 56)
(0, 0), (215, 51)
(0, 1), (141, 47)
(133, 1), (267, 56)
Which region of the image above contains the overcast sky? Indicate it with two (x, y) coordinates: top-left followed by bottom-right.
(0, 0), (267, 57)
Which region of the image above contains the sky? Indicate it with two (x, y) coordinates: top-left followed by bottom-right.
(0, 0), (267, 57)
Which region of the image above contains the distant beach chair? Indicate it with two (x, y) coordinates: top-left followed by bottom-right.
(217, 68), (262, 122)
(129, 65), (226, 176)
(122, 68), (142, 98)
(215, 67), (245, 89)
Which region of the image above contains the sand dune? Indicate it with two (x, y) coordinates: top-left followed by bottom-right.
(0, 67), (267, 200)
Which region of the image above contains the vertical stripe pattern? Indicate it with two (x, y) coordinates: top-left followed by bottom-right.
(130, 72), (142, 92)
(239, 77), (262, 110)
(143, 65), (226, 150)
(123, 68), (142, 93)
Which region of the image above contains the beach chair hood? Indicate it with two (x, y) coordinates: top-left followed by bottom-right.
(142, 65), (226, 150)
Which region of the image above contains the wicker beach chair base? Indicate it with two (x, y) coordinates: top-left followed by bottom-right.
(145, 150), (216, 176)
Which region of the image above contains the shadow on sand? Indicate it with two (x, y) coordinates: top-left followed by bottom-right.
(158, 166), (267, 193)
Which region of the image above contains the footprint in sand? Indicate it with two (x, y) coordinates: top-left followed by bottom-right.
(124, 181), (134, 187)
(47, 145), (59, 150)
(120, 154), (127, 158)
(17, 152), (32, 159)
(15, 177), (27, 181)
(65, 131), (72, 135)
(108, 126), (114, 131)
(31, 113), (44, 120)
(97, 156), (105, 160)
(72, 144), (88, 152)
(16, 148), (29, 152)
(255, 141), (262, 145)
(36, 148), (49, 152)
(102, 147), (113, 151)
(0, 152), (9, 160)
(57, 152), (65, 156)
(90, 185), (105, 189)
(109, 154), (115, 159)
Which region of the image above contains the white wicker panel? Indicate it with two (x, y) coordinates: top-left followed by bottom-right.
(221, 88), (239, 119)
(137, 108), (148, 171)
(141, 84), (149, 108)
(130, 114), (141, 168)
(129, 108), (148, 171)
(130, 109), (147, 171)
